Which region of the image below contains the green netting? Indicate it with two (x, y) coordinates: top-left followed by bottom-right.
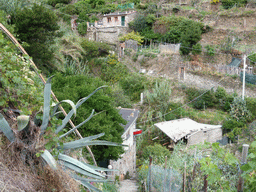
(147, 165), (182, 192)
(228, 57), (241, 67)
(117, 3), (134, 10)
(240, 72), (256, 85)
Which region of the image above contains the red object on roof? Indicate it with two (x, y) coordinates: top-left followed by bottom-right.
(133, 129), (142, 135)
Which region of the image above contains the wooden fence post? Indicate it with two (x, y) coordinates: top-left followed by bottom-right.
(203, 175), (208, 192)
(149, 156), (153, 192)
(163, 156), (168, 192)
(237, 144), (249, 192)
(183, 161), (186, 192)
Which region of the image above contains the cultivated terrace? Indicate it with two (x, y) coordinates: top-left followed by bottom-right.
(1, 0), (256, 191)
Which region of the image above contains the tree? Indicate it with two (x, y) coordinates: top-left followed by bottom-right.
(12, 3), (60, 72)
(52, 73), (126, 161)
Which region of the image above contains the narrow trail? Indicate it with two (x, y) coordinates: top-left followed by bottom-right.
(119, 179), (138, 192)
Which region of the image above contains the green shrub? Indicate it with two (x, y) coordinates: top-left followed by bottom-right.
(52, 73), (125, 161)
(142, 144), (171, 165)
(248, 53), (256, 65)
(246, 97), (256, 119)
(185, 88), (216, 110)
(12, 3), (60, 72)
(230, 97), (252, 122)
(205, 45), (215, 56)
(100, 54), (129, 83)
(119, 73), (149, 101)
(221, 0), (247, 9)
(47, 0), (70, 7)
(77, 22), (87, 36)
(144, 80), (172, 113)
(192, 43), (202, 55)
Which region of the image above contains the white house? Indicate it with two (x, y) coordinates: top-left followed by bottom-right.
(109, 108), (139, 179)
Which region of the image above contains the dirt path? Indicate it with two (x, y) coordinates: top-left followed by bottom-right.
(119, 179), (138, 192)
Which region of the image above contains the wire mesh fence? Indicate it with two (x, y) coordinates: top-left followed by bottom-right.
(146, 165), (182, 192)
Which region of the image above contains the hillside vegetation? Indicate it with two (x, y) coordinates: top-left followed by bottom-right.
(1, 0), (256, 191)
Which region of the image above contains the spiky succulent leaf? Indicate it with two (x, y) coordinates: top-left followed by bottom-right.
(51, 100), (77, 118)
(41, 76), (54, 131)
(41, 150), (57, 170)
(76, 86), (107, 108)
(0, 113), (15, 142)
(62, 162), (103, 179)
(58, 140), (125, 150)
(78, 180), (102, 192)
(55, 86), (106, 134)
(17, 115), (29, 131)
(82, 162), (117, 172)
(58, 109), (95, 139)
(72, 174), (113, 182)
(58, 154), (104, 178)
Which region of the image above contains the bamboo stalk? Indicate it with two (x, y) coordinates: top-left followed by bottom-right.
(0, 23), (97, 166)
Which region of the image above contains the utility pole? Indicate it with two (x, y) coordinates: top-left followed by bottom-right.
(242, 55), (246, 100)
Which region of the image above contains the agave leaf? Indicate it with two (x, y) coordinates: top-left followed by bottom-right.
(17, 115), (29, 131)
(41, 150), (57, 170)
(58, 153), (104, 178)
(78, 180), (102, 192)
(72, 174), (113, 182)
(0, 113), (15, 142)
(58, 140), (125, 150)
(62, 162), (103, 179)
(82, 162), (118, 172)
(55, 86), (106, 134)
(58, 109), (94, 139)
(51, 100), (77, 118)
(41, 76), (54, 132)
(76, 86), (107, 109)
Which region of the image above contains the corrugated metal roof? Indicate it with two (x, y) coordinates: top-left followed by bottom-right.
(154, 118), (222, 142)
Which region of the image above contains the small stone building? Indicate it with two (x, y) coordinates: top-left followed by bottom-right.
(109, 108), (139, 179)
(86, 11), (136, 45)
(154, 118), (222, 146)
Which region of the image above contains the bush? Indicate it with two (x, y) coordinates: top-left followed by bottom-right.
(230, 97), (252, 122)
(192, 43), (202, 55)
(100, 54), (129, 83)
(248, 53), (256, 65)
(80, 39), (110, 58)
(205, 45), (215, 56)
(142, 144), (171, 165)
(221, 0), (247, 9)
(52, 73), (125, 161)
(47, 0), (70, 7)
(246, 97), (256, 119)
(185, 88), (216, 110)
(119, 73), (149, 101)
(119, 31), (144, 45)
(77, 22), (87, 36)
(12, 3), (60, 72)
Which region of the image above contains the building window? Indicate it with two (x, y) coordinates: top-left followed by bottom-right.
(107, 17), (111, 23)
(115, 17), (118, 22)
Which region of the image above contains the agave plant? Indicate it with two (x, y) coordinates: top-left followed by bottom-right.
(0, 76), (123, 191)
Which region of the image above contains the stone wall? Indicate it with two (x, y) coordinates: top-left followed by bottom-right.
(187, 128), (222, 146)
(109, 143), (136, 179)
(86, 26), (130, 45)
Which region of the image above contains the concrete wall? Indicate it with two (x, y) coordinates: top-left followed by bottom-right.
(187, 128), (222, 146)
